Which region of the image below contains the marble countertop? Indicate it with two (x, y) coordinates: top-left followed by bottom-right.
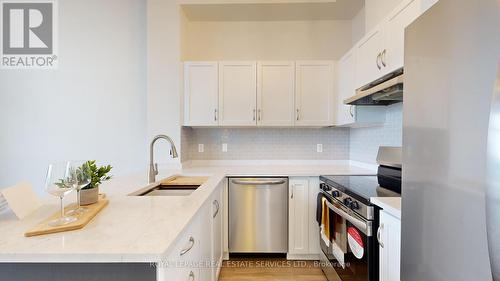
(370, 197), (402, 219)
(0, 160), (375, 263)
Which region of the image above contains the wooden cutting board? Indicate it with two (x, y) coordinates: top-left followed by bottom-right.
(25, 195), (108, 237)
(160, 176), (209, 186)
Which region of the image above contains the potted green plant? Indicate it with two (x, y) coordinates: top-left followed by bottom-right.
(79, 160), (112, 205)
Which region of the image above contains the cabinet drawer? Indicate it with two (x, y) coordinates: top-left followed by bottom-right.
(158, 214), (203, 281)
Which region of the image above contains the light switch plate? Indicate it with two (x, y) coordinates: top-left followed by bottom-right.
(222, 143), (228, 152)
(317, 144), (323, 153)
(198, 144), (204, 153)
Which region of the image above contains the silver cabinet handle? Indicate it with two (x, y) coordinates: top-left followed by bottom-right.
(376, 53), (382, 70)
(258, 109), (261, 121)
(231, 179), (286, 185)
(214, 109), (218, 122)
(213, 200), (220, 218)
(189, 270), (195, 281)
(253, 109), (256, 121)
(291, 186), (294, 199)
(180, 236), (195, 256)
(296, 109), (300, 121)
(381, 49), (387, 67)
(377, 223), (384, 248)
(349, 105), (354, 117)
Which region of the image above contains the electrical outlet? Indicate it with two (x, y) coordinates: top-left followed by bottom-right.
(198, 144), (204, 153)
(222, 143), (228, 152)
(317, 144), (323, 153)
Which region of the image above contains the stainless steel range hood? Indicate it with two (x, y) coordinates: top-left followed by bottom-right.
(344, 68), (404, 106)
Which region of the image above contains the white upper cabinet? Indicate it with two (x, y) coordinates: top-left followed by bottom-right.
(295, 61), (335, 126)
(336, 49), (357, 126)
(257, 61), (295, 126)
(218, 61), (257, 126)
(184, 62), (219, 126)
(355, 0), (425, 88)
(355, 25), (385, 89)
(384, 0), (422, 74)
(184, 60), (335, 127)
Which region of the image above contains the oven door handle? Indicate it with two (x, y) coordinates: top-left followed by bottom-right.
(326, 200), (372, 236)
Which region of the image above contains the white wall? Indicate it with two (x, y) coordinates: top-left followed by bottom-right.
(0, 0), (147, 193)
(351, 6), (365, 44)
(364, 0), (403, 31)
(147, 0), (182, 167)
(182, 20), (352, 60)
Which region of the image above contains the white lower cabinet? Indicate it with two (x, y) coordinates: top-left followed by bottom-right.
(288, 177), (320, 259)
(289, 178), (309, 255)
(158, 183), (224, 281)
(378, 210), (401, 281)
(157, 210), (202, 281)
(211, 183), (223, 281)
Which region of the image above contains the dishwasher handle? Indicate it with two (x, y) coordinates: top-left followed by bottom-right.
(231, 179), (287, 186)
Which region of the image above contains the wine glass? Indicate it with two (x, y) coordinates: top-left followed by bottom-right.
(44, 162), (77, 226)
(66, 161), (92, 215)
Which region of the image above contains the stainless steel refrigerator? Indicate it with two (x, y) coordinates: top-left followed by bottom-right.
(402, 0), (500, 280)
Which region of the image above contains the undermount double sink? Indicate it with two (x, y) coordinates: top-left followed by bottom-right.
(132, 176), (209, 197)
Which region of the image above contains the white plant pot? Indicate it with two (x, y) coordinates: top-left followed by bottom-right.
(80, 186), (99, 205)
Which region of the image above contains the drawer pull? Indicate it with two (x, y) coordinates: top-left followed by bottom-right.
(189, 270), (195, 281)
(377, 223), (384, 248)
(213, 200), (220, 218)
(381, 49), (387, 67)
(180, 236), (195, 256)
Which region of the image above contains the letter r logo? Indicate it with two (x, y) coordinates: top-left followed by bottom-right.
(2, 2), (53, 54)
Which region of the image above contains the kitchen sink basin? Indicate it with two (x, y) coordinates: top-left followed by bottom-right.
(139, 185), (200, 196)
(130, 176), (208, 197)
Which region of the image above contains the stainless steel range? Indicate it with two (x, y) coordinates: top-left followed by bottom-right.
(318, 147), (401, 281)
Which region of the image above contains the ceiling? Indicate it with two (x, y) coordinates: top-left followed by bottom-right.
(181, 0), (365, 21)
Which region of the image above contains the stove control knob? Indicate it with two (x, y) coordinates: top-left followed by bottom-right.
(324, 185), (332, 192)
(332, 190), (340, 198)
(343, 198), (352, 206)
(350, 201), (360, 210)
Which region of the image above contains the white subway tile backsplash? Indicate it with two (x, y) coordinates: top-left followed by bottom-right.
(181, 103), (402, 163)
(349, 103), (403, 164)
(182, 127), (350, 160)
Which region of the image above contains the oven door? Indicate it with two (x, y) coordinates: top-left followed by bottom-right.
(319, 197), (377, 281)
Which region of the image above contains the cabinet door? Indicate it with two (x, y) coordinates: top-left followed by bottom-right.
(157, 212), (203, 281)
(211, 184), (223, 281)
(289, 178), (309, 255)
(257, 61), (295, 126)
(307, 177), (320, 255)
(218, 61), (257, 126)
(335, 49), (357, 126)
(384, 0), (421, 73)
(199, 202), (213, 281)
(184, 62), (219, 126)
(355, 26), (385, 88)
(379, 211), (401, 281)
(295, 61), (335, 126)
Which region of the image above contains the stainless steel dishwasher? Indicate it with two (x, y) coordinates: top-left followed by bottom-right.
(228, 177), (288, 253)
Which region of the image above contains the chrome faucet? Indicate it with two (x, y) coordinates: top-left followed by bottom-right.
(149, 135), (178, 183)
